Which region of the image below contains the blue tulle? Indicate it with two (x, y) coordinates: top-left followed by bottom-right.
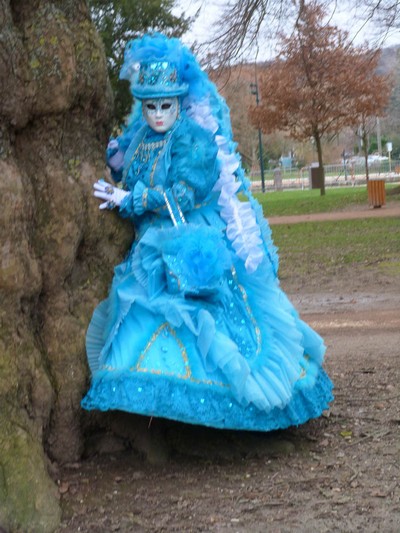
(83, 227), (333, 429)
(81, 366), (333, 432)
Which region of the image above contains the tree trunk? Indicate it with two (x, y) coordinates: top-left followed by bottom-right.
(314, 130), (326, 196)
(0, 1), (132, 531)
(362, 131), (370, 182)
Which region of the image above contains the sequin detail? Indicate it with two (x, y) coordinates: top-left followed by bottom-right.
(138, 61), (179, 88)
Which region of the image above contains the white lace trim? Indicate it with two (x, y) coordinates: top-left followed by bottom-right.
(185, 98), (264, 273)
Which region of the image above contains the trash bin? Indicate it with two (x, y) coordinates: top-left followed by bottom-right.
(309, 165), (324, 189)
(367, 179), (386, 208)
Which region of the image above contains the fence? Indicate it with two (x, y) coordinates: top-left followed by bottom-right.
(249, 159), (400, 191)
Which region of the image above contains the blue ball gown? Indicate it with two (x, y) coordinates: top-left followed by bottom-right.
(81, 115), (333, 431)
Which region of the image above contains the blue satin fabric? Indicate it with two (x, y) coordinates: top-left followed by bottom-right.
(82, 117), (333, 431)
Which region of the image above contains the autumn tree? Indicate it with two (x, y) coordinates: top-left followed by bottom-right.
(249, 1), (392, 195)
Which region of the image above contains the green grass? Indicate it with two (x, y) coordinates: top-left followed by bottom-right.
(250, 184), (400, 217)
(272, 218), (400, 279)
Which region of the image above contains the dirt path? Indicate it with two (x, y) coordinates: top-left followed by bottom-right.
(58, 205), (400, 533)
(268, 203), (400, 225)
(58, 285), (400, 532)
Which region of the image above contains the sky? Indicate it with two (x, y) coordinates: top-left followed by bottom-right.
(174, 0), (400, 61)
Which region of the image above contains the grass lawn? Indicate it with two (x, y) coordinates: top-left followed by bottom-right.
(251, 184), (400, 217)
(271, 218), (400, 280)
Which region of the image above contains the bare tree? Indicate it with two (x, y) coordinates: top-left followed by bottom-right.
(206, 0), (400, 66)
(359, 0), (400, 30)
(206, 0), (300, 65)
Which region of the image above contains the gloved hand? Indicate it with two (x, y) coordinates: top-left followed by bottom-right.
(93, 180), (130, 210)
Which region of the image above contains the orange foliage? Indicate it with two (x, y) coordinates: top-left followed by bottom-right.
(249, 1), (392, 143)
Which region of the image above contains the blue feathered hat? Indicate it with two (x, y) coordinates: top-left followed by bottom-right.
(120, 33), (233, 139)
(120, 33), (191, 99)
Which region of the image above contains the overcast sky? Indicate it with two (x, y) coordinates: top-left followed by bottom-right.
(174, 0), (400, 61)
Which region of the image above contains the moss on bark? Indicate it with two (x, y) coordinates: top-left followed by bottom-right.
(0, 1), (132, 530)
(0, 414), (61, 533)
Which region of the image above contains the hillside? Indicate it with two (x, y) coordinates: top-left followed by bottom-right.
(379, 45), (400, 134)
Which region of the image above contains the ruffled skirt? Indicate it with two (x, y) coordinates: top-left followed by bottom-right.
(82, 219), (333, 431)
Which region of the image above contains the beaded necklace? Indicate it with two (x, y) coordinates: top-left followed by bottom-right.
(122, 125), (177, 189)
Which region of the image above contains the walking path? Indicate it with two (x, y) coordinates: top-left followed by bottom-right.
(267, 203), (400, 225)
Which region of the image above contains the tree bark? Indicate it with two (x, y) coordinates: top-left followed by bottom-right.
(314, 130), (326, 196)
(362, 129), (370, 182)
(0, 1), (132, 531)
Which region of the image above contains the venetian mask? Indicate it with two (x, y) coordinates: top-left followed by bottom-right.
(142, 98), (179, 133)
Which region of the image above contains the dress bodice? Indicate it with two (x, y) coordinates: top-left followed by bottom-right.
(117, 117), (221, 228)
(123, 127), (170, 190)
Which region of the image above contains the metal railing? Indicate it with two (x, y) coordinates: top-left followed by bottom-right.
(249, 160), (400, 191)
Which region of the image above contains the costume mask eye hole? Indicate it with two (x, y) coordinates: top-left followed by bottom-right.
(161, 103), (172, 110)
(146, 103), (156, 110)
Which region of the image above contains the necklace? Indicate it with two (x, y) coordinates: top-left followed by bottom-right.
(123, 131), (167, 183)
(137, 138), (167, 164)
(122, 121), (180, 189)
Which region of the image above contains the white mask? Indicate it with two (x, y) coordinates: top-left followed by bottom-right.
(142, 98), (179, 133)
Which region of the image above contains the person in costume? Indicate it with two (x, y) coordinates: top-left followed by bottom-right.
(82, 33), (333, 431)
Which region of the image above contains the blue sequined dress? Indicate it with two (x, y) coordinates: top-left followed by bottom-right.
(81, 115), (333, 431)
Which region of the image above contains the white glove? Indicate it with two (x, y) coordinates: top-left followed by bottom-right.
(93, 180), (130, 210)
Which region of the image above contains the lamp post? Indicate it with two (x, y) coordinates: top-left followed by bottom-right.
(250, 81), (266, 193)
